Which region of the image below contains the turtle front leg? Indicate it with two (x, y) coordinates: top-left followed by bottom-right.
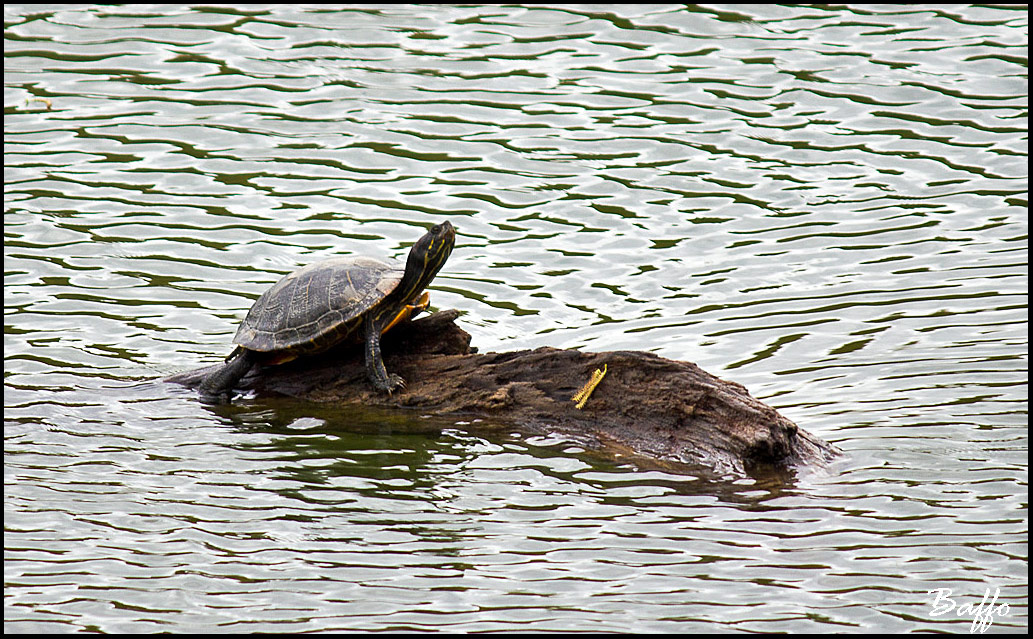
(363, 316), (405, 394)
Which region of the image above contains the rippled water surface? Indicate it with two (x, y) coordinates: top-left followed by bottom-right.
(5, 4), (1027, 633)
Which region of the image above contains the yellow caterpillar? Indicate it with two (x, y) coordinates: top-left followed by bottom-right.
(572, 364), (608, 409)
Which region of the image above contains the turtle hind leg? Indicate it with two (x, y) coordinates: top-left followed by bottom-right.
(363, 316), (405, 394)
(199, 348), (257, 403)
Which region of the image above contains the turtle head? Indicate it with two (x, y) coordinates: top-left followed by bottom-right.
(402, 220), (455, 296)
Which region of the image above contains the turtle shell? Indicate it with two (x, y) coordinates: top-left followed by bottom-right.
(233, 255), (404, 356)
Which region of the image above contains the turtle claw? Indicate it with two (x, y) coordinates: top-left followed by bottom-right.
(377, 373), (406, 395)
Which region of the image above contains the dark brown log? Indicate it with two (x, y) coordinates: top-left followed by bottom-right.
(168, 310), (839, 477)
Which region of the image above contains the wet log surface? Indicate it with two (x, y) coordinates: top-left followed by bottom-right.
(169, 310), (839, 477)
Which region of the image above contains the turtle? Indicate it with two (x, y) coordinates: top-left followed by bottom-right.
(199, 220), (455, 401)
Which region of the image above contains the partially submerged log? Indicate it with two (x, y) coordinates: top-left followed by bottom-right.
(169, 310), (839, 476)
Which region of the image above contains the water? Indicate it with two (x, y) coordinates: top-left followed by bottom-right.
(4, 4), (1027, 633)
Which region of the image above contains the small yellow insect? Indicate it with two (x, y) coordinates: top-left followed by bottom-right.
(572, 364), (607, 409)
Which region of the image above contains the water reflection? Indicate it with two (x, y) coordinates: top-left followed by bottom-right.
(4, 4), (1026, 633)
